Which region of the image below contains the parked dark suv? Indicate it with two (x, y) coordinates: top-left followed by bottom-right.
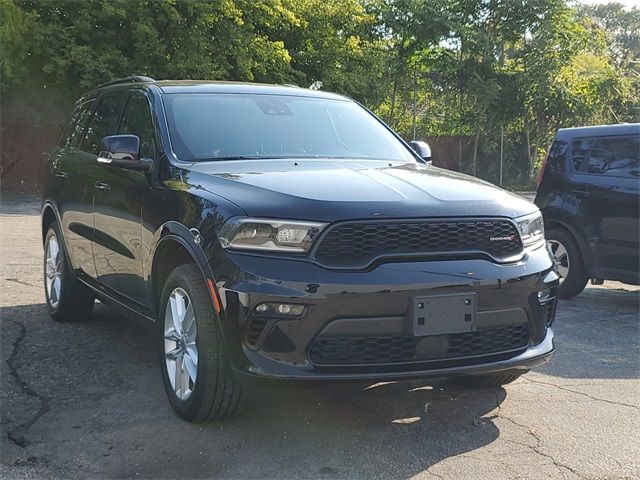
(42, 77), (558, 422)
(535, 124), (640, 299)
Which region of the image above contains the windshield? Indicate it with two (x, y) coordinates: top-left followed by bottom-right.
(162, 93), (415, 162)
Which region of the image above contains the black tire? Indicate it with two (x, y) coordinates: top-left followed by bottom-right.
(452, 371), (526, 389)
(546, 227), (588, 299)
(43, 222), (94, 322)
(159, 264), (244, 422)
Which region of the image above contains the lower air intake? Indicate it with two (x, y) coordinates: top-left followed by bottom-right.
(308, 324), (530, 366)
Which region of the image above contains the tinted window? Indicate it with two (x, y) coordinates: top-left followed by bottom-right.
(571, 135), (640, 178)
(163, 93), (415, 162)
(81, 96), (126, 155)
(60, 100), (96, 149)
(119, 94), (157, 158)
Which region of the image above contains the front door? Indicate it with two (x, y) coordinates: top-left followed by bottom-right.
(92, 92), (157, 308)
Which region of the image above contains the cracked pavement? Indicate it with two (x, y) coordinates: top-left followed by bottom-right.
(1, 196), (639, 479)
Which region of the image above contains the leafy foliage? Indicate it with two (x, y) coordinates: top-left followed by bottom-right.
(1, 0), (638, 187)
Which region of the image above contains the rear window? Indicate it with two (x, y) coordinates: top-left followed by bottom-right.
(59, 100), (95, 149)
(571, 135), (640, 178)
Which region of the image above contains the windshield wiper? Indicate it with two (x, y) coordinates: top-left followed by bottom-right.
(203, 156), (267, 161)
(196, 154), (351, 161)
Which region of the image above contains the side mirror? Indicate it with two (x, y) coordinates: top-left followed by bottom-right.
(97, 135), (152, 172)
(409, 140), (432, 163)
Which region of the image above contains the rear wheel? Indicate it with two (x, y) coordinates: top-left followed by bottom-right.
(546, 227), (588, 299)
(159, 264), (244, 422)
(452, 371), (526, 389)
(44, 222), (94, 322)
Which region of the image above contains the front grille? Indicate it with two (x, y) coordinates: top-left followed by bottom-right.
(308, 324), (529, 366)
(313, 219), (522, 268)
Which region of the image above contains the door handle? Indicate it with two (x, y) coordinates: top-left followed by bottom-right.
(94, 181), (111, 190)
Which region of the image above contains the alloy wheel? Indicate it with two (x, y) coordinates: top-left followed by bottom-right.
(45, 234), (62, 308)
(547, 239), (569, 284)
(164, 287), (198, 401)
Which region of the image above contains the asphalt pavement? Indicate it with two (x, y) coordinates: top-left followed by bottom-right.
(1, 196), (639, 479)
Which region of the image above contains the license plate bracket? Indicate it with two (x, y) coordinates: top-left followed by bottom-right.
(412, 293), (477, 336)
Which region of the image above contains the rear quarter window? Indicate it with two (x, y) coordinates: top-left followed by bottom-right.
(570, 135), (640, 178)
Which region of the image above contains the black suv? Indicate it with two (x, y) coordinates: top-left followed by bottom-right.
(42, 77), (557, 422)
(535, 124), (640, 299)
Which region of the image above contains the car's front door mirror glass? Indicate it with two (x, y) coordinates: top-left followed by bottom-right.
(97, 135), (151, 172)
(408, 140), (432, 163)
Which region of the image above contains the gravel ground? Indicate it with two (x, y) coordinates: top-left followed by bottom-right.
(1, 196), (639, 480)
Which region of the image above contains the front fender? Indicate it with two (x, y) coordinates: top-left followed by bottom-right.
(146, 221), (232, 347)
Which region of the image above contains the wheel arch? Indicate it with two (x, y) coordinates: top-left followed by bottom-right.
(41, 201), (61, 242)
(544, 219), (593, 274)
(149, 223), (223, 322)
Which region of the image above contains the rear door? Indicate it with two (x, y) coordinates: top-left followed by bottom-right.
(569, 134), (640, 281)
(51, 99), (98, 278)
(92, 92), (157, 308)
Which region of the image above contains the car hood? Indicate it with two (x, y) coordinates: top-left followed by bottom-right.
(184, 159), (537, 222)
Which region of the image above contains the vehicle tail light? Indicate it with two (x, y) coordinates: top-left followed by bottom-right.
(537, 152), (549, 188)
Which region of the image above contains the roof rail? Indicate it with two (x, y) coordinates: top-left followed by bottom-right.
(98, 76), (156, 88)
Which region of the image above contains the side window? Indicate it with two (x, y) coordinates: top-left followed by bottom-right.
(118, 94), (157, 158)
(60, 100), (96, 149)
(571, 135), (640, 178)
(81, 96), (126, 155)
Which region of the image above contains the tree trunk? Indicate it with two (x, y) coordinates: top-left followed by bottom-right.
(411, 70), (417, 141)
(472, 128), (480, 177)
(524, 114), (534, 177)
(389, 79), (397, 126)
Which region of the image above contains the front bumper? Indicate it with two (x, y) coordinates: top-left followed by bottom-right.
(211, 243), (557, 381)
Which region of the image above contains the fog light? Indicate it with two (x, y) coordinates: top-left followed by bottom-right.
(254, 302), (306, 317)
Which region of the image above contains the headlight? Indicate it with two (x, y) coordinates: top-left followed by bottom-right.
(218, 218), (326, 253)
(515, 211), (545, 248)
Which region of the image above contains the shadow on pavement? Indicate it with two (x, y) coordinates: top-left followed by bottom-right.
(539, 287), (639, 380)
(0, 196), (41, 216)
(3, 285), (638, 478)
(2, 302), (505, 479)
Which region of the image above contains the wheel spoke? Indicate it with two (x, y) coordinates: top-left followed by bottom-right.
(164, 328), (181, 342)
(184, 353), (197, 383)
(46, 259), (57, 278)
(547, 240), (570, 282)
(166, 357), (176, 390)
(165, 346), (181, 360)
(186, 344), (198, 365)
(174, 352), (184, 396)
(49, 238), (59, 263)
(169, 292), (186, 333)
(51, 277), (61, 303)
(182, 302), (196, 339)
(181, 356), (192, 393)
(557, 264), (569, 278)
